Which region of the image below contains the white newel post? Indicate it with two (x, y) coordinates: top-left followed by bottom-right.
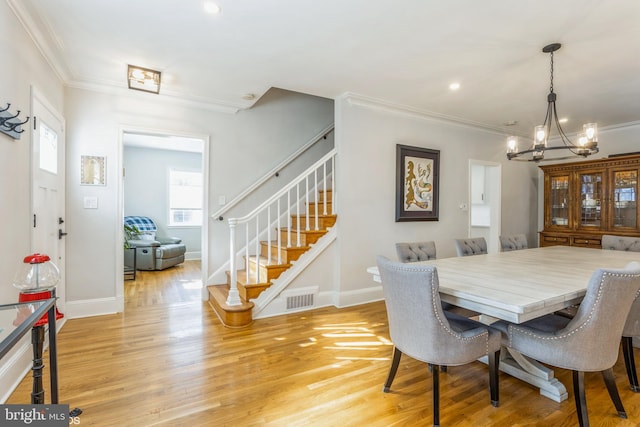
(226, 218), (242, 306)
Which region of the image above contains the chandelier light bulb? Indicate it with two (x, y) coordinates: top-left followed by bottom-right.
(534, 125), (546, 147)
(583, 123), (597, 142)
(578, 133), (587, 147)
(507, 136), (518, 153)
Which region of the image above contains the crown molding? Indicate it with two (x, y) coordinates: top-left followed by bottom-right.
(65, 79), (245, 114)
(341, 93), (640, 139)
(7, 0), (71, 83)
(340, 92), (508, 136)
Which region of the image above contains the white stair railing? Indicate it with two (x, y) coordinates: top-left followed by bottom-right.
(226, 149), (336, 306)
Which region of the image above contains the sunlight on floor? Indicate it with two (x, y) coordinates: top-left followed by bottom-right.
(308, 322), (393, 361)
(179, 279), (202, 290)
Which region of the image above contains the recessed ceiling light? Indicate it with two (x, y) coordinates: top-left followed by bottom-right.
(449, 82), (461, 91)
(203, 1), (221, 14)
(558, 117), (568, 124)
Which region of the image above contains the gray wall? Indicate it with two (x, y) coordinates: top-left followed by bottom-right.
(123, 146), (202, 258)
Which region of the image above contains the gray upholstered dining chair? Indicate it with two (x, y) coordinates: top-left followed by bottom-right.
(499, 234), (528, 252)
(623, 292), (640, 393)
(602, 236), (640, 392)
(453, 237), (488, 257)
(602, 234), (640, 252)
(395, 241), (436, 263)
(493, 263), (640, 427)
(376, 256), (501, 426)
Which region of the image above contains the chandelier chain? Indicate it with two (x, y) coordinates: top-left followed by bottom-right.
(549, 51), (554, 94)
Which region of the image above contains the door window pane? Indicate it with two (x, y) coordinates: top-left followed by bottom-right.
(579, 172), (602, 228)
(613, 170), (637, 229)
(39, 122), (58, 174)
(550, 175), (569, 226)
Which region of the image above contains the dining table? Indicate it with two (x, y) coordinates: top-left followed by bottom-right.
(367, 245), (640, 402)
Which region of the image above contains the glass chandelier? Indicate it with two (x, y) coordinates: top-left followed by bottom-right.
(506, 43), (598, 162)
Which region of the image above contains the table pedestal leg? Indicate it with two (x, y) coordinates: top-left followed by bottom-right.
(31, 325), (45, 404)
(500, 348), (568, 402)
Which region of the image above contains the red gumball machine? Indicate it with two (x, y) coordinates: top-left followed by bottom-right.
(13, 253), (64, 404)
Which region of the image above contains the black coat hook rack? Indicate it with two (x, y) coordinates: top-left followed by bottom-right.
(0, 102), (30, 140)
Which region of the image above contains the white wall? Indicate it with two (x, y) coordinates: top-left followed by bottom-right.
(0, 1), (65, 402)
(124, 146), (202, 257)
(331, 95), (540, 306)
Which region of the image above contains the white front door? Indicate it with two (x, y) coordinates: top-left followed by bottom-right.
(31, 89), (66, 313)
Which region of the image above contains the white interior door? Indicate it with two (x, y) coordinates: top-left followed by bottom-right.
(31, 89), (66, 313)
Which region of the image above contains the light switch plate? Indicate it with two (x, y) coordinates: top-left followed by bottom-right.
(84, 196), (98, 209)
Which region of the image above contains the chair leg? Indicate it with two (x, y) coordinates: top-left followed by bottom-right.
(382, 347), (402, 392)
(432, 364), (440, 427)
(622, 336), (640, 392)
(572, 370), (589, 427)
(601, 368), (627, 419)
(488, 349), (500, 407)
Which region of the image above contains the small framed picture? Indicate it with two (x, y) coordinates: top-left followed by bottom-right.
(396, 144), (440, 221)
(80, 155), (106, 186)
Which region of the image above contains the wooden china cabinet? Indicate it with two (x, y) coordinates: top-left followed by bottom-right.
(539, 154), (640, 248)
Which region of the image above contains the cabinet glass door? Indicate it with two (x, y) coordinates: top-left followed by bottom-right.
(578, 171), (603, 229)
(549, 175), (569, 227)
(611, 169), (638, 230)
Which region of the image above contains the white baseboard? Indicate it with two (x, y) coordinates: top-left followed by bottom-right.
(64, 297), (120, 319)
(335, 285), (384, 308)
(185, 251), (201, 261)
(253, 286), (384, 320)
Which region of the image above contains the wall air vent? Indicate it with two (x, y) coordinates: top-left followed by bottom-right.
(286, 293), (314, 310)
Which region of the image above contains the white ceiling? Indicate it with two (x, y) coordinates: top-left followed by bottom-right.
(9, 0), (640, 138)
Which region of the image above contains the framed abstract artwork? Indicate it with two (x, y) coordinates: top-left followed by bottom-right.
(395, 144), (439, 221)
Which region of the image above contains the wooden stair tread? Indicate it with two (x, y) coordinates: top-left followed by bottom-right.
(228, 270), (271, 286)
(279, 227), (327, 234)
(207, 284), (254, 328)
(261, 240), (311, 250)
(250, 255), (292, 268)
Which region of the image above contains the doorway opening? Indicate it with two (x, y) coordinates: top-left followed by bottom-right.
(469, 160), (502, 253)
(117, 129), (209, 311)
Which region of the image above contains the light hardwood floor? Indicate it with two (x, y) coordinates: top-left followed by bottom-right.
(7, 260), (640, 426)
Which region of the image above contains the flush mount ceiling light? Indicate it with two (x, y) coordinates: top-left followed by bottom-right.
(127, 65), (161, 94)
(203, 1), (221, 14)
(506, 43), (598, 162)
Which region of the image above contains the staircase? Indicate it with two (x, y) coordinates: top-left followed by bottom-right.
(208, 149), (336, 327)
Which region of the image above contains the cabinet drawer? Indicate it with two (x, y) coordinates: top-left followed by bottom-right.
(541, 235), (570, 246)
(572, 237), (602, 248)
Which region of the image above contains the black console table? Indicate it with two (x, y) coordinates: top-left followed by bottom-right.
(0, 298), (58, 403)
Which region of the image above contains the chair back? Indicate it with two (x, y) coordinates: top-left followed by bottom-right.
(602, 234), (640, 252)
(395, 241), (436, 263)
(453, 238), (487, 257)
(376, 256), (491, 365)
(553, 264), (640, 370)
(623, 262), (640, 338)
(499, 234), (528, 252)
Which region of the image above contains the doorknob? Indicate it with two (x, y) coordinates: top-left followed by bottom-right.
(58, 229), (68, 239)
(58, 217), (65, 224)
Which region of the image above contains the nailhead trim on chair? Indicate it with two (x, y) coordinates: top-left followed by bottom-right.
(508, 271), (640, 345)
(422, 267), (490, 354)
